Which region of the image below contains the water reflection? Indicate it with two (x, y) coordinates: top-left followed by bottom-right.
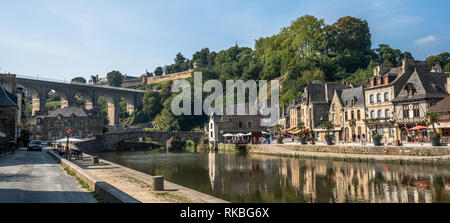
(99, 151), (450, 203)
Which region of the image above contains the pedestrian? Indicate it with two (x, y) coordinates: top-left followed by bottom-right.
(361, 134), (366, 146)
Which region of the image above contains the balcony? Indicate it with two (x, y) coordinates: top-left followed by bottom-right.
(397, 117), (426, 124)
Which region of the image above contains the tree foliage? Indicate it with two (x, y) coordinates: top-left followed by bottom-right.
(106, 71), (123, 87)
(71, 77), (87, 84)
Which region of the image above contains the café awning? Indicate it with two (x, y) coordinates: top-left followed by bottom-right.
(409, 125), (428, 131)
(284, 126), (296, 132)
(291, 130), (303, 134)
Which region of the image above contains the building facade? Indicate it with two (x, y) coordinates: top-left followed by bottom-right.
(364, 59), (430, 143)
(28, 107), (103, 141)
(392, 70), (449, 141)
(329, 86), (367, 143)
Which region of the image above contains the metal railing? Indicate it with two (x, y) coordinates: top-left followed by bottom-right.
(15, 74), (145, 93)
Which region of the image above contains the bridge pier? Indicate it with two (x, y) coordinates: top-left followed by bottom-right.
(29, 86), (48, 116)
(106, 94), (120, 127)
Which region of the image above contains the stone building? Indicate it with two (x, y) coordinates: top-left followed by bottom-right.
(393, 71), (449, 141)
(28, 107), (103, 141)
(288, 98), (301, 129)
(0, 73), (26, 143)
(328, 86), (367, 143)
(429, 95), (450, 138)
(207, 103), (270, 145)
(0, 83), (17, 146)
(299, 81), (349, 142)
(364, 59), (430, 143)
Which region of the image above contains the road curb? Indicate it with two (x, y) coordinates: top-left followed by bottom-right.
(47, 150), (140, 203)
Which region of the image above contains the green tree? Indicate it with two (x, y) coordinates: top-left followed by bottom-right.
(152, 109), (180, 131)
(426, 52), (450, 72)
(154, 67), (164, 76)
(143, 90), (163, 120)
(426, 112), (440, 137)
(106, 71), (123, 87)
(326, 16), (371, 55)
(119, 99), (129, 119)
(71, 77), (87, 84)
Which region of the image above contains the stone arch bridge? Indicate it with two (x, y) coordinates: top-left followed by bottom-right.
(88, 131), (205, 152)
(16, 75), (145, 127)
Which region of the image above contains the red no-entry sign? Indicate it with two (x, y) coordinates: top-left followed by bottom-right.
(65, 127), (74, 136)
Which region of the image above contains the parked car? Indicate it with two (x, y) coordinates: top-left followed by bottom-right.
(27, 140), (43, 152)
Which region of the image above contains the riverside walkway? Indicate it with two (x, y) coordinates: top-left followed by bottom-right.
(0, 148), (96, 203)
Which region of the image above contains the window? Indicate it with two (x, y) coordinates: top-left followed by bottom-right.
(388, 128), (393, 137)
(370, 111), (375, 118)
(403, 106), (409, 118)
(385, 110), (390, 119)
(333, 114), (336, 122)
(332, 104), (335, 111)
(384, 92), (389, 102)
(351, 111), (354, 120)
(377, 93), (381, 103)
(357, 110), (361, 120)
(239, 122), (243, 128)
(78, 121), (82, 127)
(351, 99), (355, 107)
(345, 111), (348, 121)
(377, 110), (383, 118)
(248, 122), (252, 128)
(413, 104), (420, 118)
(37, 118), (43, 125)
(50, 122), (55, 127)
(370, 94), (374, 104)
(64, 122), (68, 127)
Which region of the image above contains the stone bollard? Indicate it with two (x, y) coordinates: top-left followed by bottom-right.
(92, 156), (99, 164)
(152, 176), (164, 191)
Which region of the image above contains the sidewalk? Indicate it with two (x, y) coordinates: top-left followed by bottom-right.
(69, 153), (228, 203)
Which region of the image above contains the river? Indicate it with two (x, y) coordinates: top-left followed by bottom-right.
(99, 151), (450, 203)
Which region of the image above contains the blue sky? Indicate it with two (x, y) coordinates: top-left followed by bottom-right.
(0, 0), (448, 80)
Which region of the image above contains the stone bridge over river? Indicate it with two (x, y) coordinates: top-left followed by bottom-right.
(74, 131), (205, 153)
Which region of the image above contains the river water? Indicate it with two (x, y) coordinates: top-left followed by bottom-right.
(99, 151), (450, 203)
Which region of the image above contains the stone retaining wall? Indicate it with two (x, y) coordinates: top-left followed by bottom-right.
(254, 144), (450, 156)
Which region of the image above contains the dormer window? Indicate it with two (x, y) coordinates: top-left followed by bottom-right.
(37, 118), (43, 125)
(57, 114), (62, 120)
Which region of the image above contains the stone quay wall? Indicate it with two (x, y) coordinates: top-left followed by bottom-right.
(269, 144), (450, 156)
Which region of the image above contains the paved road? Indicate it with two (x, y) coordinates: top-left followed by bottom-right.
(0, 148), (97, 203)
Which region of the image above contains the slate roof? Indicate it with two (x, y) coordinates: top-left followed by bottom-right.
(430, 95), (450, 113)
(392, 71), (448, 102)
(340, 86), (365, 107)
(306, 83), (348, 104)
(0, 84), (16, 107)
(28, 107), (101, 125)
(47, 107), (100, 118)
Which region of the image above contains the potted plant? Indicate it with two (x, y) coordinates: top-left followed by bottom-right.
(277, 135), (284, 144)
(274, 124), (284, 144)
(297, 122), (307, 145)
(426, 112), (441, 146)
(368, 118), (383, 146)
(322, 120), (334, 145)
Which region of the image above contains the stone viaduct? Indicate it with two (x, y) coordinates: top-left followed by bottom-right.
(16, 75), (145, 127)
(75, 131), (204, 153)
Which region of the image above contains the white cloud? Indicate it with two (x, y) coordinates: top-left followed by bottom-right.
(414, 35), (437, 45)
